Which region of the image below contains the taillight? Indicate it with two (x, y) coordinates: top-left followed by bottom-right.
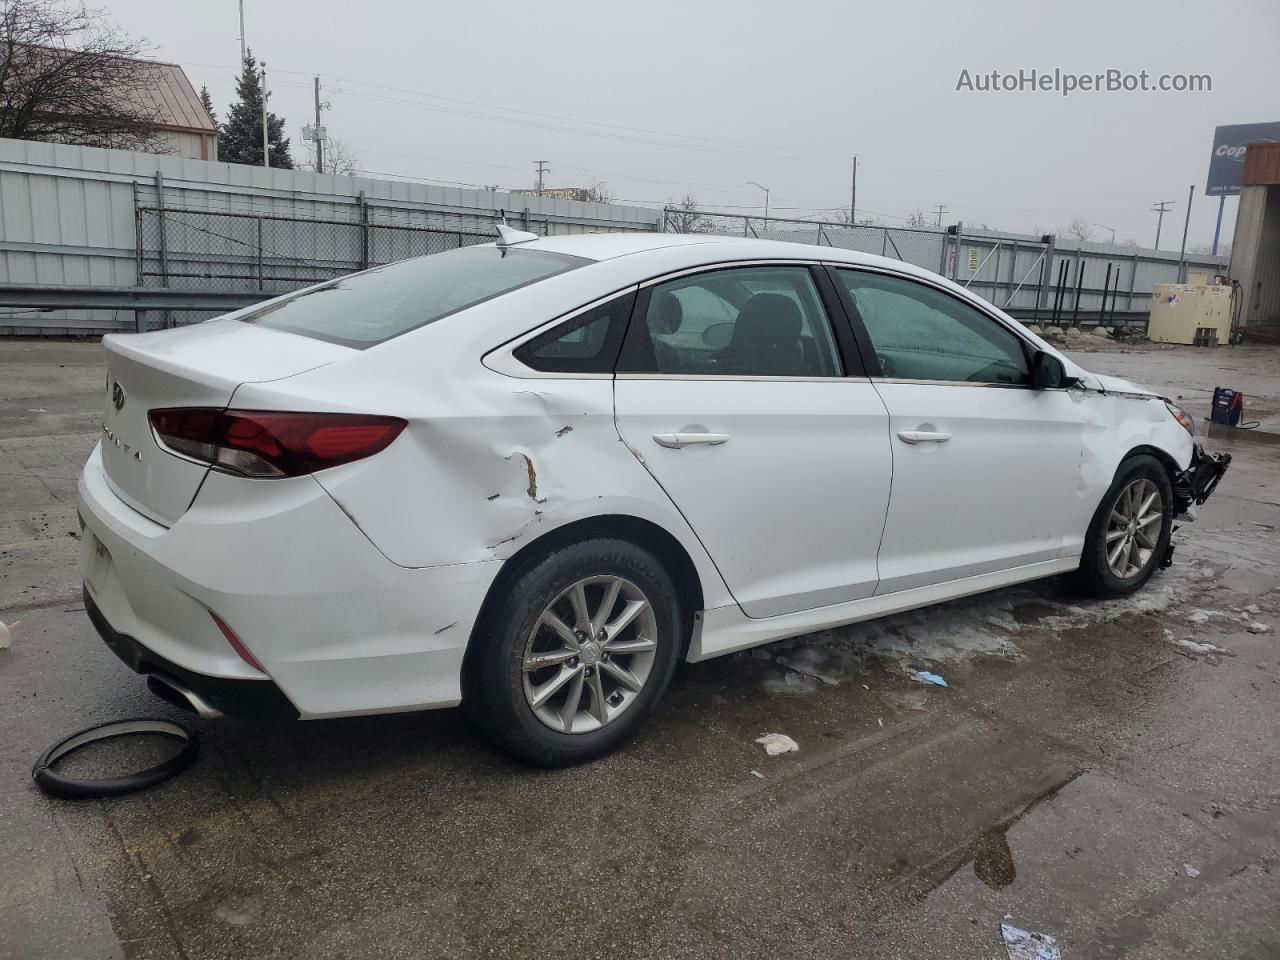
(149, 408), (406, 478)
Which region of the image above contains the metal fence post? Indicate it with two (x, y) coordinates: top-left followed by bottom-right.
(132, 182), (146, 332)
(1127, 252), (1139, 312)
(256, 217), (264, 291)
(359, 191), (370, 270)
(1035, 237), (1056, 316)
(153, 171), (171, 328)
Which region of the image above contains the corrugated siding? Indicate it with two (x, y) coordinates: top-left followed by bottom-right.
(0, 137), (663, 333)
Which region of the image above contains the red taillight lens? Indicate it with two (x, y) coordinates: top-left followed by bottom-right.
(149, 408), (406, 478)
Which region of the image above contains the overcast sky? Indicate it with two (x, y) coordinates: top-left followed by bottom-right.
(107, 0), (1279, 249)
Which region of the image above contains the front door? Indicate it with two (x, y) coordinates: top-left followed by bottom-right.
(830, 266), (1088, 594)
(613, 263), (893, 619)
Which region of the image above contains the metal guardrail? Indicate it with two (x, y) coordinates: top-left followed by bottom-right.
(0, 284), (267, 333)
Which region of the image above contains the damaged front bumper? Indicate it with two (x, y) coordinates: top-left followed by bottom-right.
(1173, 443), (1231, 519)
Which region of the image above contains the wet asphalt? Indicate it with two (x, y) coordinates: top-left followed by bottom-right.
(2, 337), (1279, 959)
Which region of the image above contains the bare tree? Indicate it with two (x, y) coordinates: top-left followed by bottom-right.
(666, 194), (711, 234)
(1062, 217), (1095, 242)
(904, 209), (932, 229)
(304, 136), (359, 176)
(577, 181), (612, 203)
(0, 0), (168, 149)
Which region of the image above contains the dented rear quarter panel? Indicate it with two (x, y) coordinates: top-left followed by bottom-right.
(226, 255), (736, 613)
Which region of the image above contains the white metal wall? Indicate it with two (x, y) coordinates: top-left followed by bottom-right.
(0, 138), (662, 334)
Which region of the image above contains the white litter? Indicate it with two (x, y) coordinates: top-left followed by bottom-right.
(877, 718), (884, 727)
(1184, 863), (1201, 878)
(755, 733), (799, 756)
(750, 770), (766, 780)
(1000, 923), (1061, 960)
(0, 619), (18, 650)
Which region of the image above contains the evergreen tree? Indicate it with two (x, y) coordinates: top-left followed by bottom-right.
(198, 85), (216, 125)
(218, 51), (293, 168)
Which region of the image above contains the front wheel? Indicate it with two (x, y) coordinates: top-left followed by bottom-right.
(468, 537), (683, 767)
(1076, 454), (1174, 597)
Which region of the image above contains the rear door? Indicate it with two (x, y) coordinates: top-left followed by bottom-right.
(829, 267), (1087, 594)
(613, 263), (892, 621)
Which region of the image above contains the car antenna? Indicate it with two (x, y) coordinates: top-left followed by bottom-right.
(495, 223), (539, 249)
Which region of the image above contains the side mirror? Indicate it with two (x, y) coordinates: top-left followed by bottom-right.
(1031, 350), (1078, 389)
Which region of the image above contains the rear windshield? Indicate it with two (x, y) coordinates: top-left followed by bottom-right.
(240, 245), (589, 348)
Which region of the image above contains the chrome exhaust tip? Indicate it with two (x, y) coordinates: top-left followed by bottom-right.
(146, 673), (224, 720)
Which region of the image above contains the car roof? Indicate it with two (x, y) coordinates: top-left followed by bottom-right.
(510, 231), (940, 283)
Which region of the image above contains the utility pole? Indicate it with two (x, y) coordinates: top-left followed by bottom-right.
(238, 0), (246, 65)
(313, 76), (324, 174)
(849, 156), (857, 226)
(934, 204), (948, 227)
(1151, 200), (1174, 249)
(1177, 184), (1194, 282)
(260, 61), (269, 168)
(534, 160), (550, 196)
(747, 181), (770, 221)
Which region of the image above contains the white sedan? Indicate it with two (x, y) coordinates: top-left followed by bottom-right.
(78, 229), (1229, 765)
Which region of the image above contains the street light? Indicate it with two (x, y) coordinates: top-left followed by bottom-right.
(746, 181), (770, 221)
(1093, 223), (1117, 245)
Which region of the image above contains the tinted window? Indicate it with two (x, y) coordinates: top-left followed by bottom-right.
(618, 266), (843, 377)
(836, 270), (1029, 384)
(514, 292), (636, 373)
(242, 246), (588, 348)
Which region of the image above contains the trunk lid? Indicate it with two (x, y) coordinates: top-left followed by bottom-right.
(100, 319), (351, 525)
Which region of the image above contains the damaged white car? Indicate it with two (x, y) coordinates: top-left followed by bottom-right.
(78, 229), (1229, 765)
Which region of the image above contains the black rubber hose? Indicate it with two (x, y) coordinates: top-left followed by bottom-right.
(31, 718), (198, 799)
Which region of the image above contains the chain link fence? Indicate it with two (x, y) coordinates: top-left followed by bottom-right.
(662, 207), (1227, 327)
(136, 207), (496, 327)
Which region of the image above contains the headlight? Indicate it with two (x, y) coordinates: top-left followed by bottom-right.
(1165, 401), (1196, 435)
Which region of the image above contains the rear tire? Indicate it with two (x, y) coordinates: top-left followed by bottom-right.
(1076, 454), (1173, 598)
(467, 537), (682, 767)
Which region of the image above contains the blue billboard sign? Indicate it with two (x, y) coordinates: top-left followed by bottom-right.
(1207, 122), (1280, 196)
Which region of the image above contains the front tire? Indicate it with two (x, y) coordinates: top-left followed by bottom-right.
(468, 537), (683, 767)
(1076, 454), (1174, 598)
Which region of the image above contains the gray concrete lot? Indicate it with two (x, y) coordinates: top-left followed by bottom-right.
(2, 336), (1279, 959)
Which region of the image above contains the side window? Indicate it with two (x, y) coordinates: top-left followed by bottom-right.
(617, 266), (843, 377)
(835, 270), (1030, 385)
(514, 291), (636, 373)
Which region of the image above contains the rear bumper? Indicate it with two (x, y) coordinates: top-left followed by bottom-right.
(77, 443), (501, 718)
(86, 587), (299, 719)
(1173, 443), (1231, 518)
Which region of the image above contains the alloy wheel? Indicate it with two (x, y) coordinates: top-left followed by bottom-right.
(1105, 477), (1163, 579)
(521, 575), (659, 734)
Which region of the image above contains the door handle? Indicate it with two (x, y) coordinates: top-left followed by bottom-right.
(652, 432), (731, 449)
(896, 430), (952, 444)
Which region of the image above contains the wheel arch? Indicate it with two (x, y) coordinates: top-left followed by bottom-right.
(462, 514), (706, 696)
(1120, 444), (1182, 486)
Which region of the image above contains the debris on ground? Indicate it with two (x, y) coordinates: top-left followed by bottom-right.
(1174, 638), (1234, 659)
(776, 655), (840, 686)
(755, 733), (799, 755)
(1187, 609), (1213, 625)
(0, 619), (17, 649)
(913, 670), (948, 687)
(1246, 621), (1270, 634)
(1184, 863), (1201, 878)
(877, 718), (884, 727)
(1000, 923), (1062, 960)
(750, 770), (766, 780)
